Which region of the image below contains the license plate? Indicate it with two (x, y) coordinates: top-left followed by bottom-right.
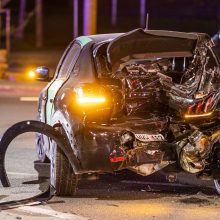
(135, 134), (165, 142)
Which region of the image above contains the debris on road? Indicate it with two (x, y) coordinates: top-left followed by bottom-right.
(0, 120), (79, 208)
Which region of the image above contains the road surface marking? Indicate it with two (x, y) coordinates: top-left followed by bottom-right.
(8, 172), (38, 177)
(17, 205), (88, 220)
(20, 97), (39, 102)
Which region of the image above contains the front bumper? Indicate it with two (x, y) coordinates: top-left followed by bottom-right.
(73, 118), (174, 173)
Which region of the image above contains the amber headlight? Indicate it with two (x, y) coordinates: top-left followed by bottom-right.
(73, 84), (112, 121)
(75, 87), (106, 104)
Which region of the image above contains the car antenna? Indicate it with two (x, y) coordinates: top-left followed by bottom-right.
(145, 13), (149, 30)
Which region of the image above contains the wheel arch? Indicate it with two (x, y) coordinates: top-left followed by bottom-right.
(50, 110), (82, 173)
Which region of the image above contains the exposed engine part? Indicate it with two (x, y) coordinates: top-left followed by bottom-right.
(108, 127), (174, 173)
(176, 130), (211, 173)
(129, 161), (171, 176)
(115, 143), (171, 171)
(112, 60), (170, 115)
(107, 40), (220, 118)
(120, 131), (134, 145)
(166, 173), (178, 183)
(109, 140), (167, 168)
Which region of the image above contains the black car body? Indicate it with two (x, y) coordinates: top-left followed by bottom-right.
(212, 30), (220, 58)
(37, 28), (220, 195)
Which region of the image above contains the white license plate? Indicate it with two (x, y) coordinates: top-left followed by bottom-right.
(135, 134), (165, 142)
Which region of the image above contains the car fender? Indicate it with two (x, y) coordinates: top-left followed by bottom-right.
(51, 110), (80, 165)
(0, 120), (82, 187)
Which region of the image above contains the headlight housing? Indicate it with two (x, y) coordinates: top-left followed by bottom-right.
(73, 84), (112, 122)
(75, 86), (106, 105)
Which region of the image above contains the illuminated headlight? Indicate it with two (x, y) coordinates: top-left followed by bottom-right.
(74, 85), (109, 105)
(75, 87), (106, 104)
(28, 70), (36, 79)
(77, 97), (106, 104)
(73, 84), (112, 121)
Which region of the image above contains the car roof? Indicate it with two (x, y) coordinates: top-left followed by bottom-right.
(88, 33), (124, 42)
(143, 30), (209, 40)
(76, 29), (210, 47)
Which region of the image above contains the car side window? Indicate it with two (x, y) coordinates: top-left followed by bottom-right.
(57, 42), (81, 79)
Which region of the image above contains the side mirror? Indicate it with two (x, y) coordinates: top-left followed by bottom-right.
(35, 66), (50, 81)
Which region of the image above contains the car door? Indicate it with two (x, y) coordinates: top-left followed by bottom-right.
(45, 42), (81, 125)
(37, 41), (81, 160)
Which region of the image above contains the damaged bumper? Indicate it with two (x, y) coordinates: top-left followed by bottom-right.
(76, 118), (175, 174)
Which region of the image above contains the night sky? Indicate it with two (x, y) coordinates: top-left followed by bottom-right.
(5, 0), (220, 50)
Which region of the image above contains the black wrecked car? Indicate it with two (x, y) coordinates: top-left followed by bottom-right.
(35, 28), (220, 196)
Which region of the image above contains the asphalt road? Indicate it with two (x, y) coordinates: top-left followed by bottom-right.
(0, 80), (220, 220)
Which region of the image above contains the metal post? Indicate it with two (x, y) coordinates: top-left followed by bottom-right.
(73, 0), (78, 38)
(0, 9), (10, 77)
(145, 13), (149, 30)
(35, 0), (43, 48)
(111, 0), (117, 27)
(140, 0), (146, 27)
(5, 10), (10, 53)
(0, 0), (2, 48)
(16, 0), (26, 39)
(83, 0), (97, 35)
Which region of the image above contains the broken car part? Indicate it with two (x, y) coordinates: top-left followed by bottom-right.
(0, 120), (80, 206)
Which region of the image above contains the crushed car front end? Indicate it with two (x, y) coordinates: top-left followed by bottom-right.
(52, 29), (220, 181)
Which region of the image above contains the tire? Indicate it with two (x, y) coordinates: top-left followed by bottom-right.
(36, 133), (49, 162)
(36, 133), (45, 162)
(50, 127), (78, 196)
(214, 180), (220, 194)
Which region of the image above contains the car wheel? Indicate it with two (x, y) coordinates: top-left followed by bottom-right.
(50, 127), (78, 196)
(214, 180), (220, 194)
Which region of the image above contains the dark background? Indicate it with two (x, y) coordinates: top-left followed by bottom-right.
(5, 0), (220, 50)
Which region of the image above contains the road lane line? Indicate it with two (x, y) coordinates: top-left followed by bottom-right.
(17, 206), (88, 220)
(20, 97), (39, 102)
(8, 172), (38, 177)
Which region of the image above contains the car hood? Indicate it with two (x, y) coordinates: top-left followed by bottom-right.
(107, 28), (209, 71)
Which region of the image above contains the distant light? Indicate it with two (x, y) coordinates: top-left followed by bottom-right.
(28, 70), (36, 79)
(20, 97), (39, 102)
